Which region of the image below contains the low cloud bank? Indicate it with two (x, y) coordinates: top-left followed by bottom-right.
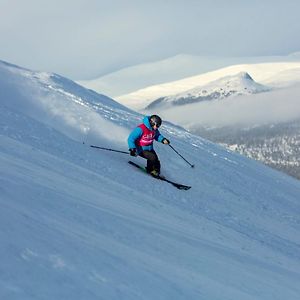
(160, 85), (300, 128)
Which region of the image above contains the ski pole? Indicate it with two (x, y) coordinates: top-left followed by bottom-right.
(89, 144), (129, 155)
(169, 144), (194, 168)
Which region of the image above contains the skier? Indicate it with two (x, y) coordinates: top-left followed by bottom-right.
(128, 115), (170, 177)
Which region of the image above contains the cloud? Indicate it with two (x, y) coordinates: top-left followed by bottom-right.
(1, 0), (300, 79)
(161, 85), (300, 128)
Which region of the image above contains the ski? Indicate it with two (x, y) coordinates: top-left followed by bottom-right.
(128, 161), (191, 190)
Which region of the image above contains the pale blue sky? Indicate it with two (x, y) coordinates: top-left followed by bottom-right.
(1, 0), (299, 79)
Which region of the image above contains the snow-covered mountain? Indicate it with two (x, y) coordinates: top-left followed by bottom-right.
(1, 60), (300, 300)
(146, 72), (270, 109)
(78, 53), (300, 98)
(78, 54), (221, 97)
(116, 62), (300, 110)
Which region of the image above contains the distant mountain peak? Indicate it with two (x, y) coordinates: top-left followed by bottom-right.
(146, 72), (271, 109)
(239, 71), (253, 80)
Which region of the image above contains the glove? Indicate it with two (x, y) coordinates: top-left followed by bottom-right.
(162, 138), (170, 145)
(129, 148), (137, 156)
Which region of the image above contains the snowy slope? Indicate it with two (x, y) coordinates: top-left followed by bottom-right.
(146, 72), (270, 109)
(1, 60), (300, 300)
(117, 62), (300, 110)
(0, 60), (133, 146)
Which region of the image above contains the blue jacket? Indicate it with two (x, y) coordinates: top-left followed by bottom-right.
(128, 116), (165, 153)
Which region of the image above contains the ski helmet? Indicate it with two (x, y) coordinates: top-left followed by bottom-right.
(149, 115), (162, 128)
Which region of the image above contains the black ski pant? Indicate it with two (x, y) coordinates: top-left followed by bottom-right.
(139, 150), (161, 173)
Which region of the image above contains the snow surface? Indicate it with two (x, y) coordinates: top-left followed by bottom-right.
(1, 60), (300, 300)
